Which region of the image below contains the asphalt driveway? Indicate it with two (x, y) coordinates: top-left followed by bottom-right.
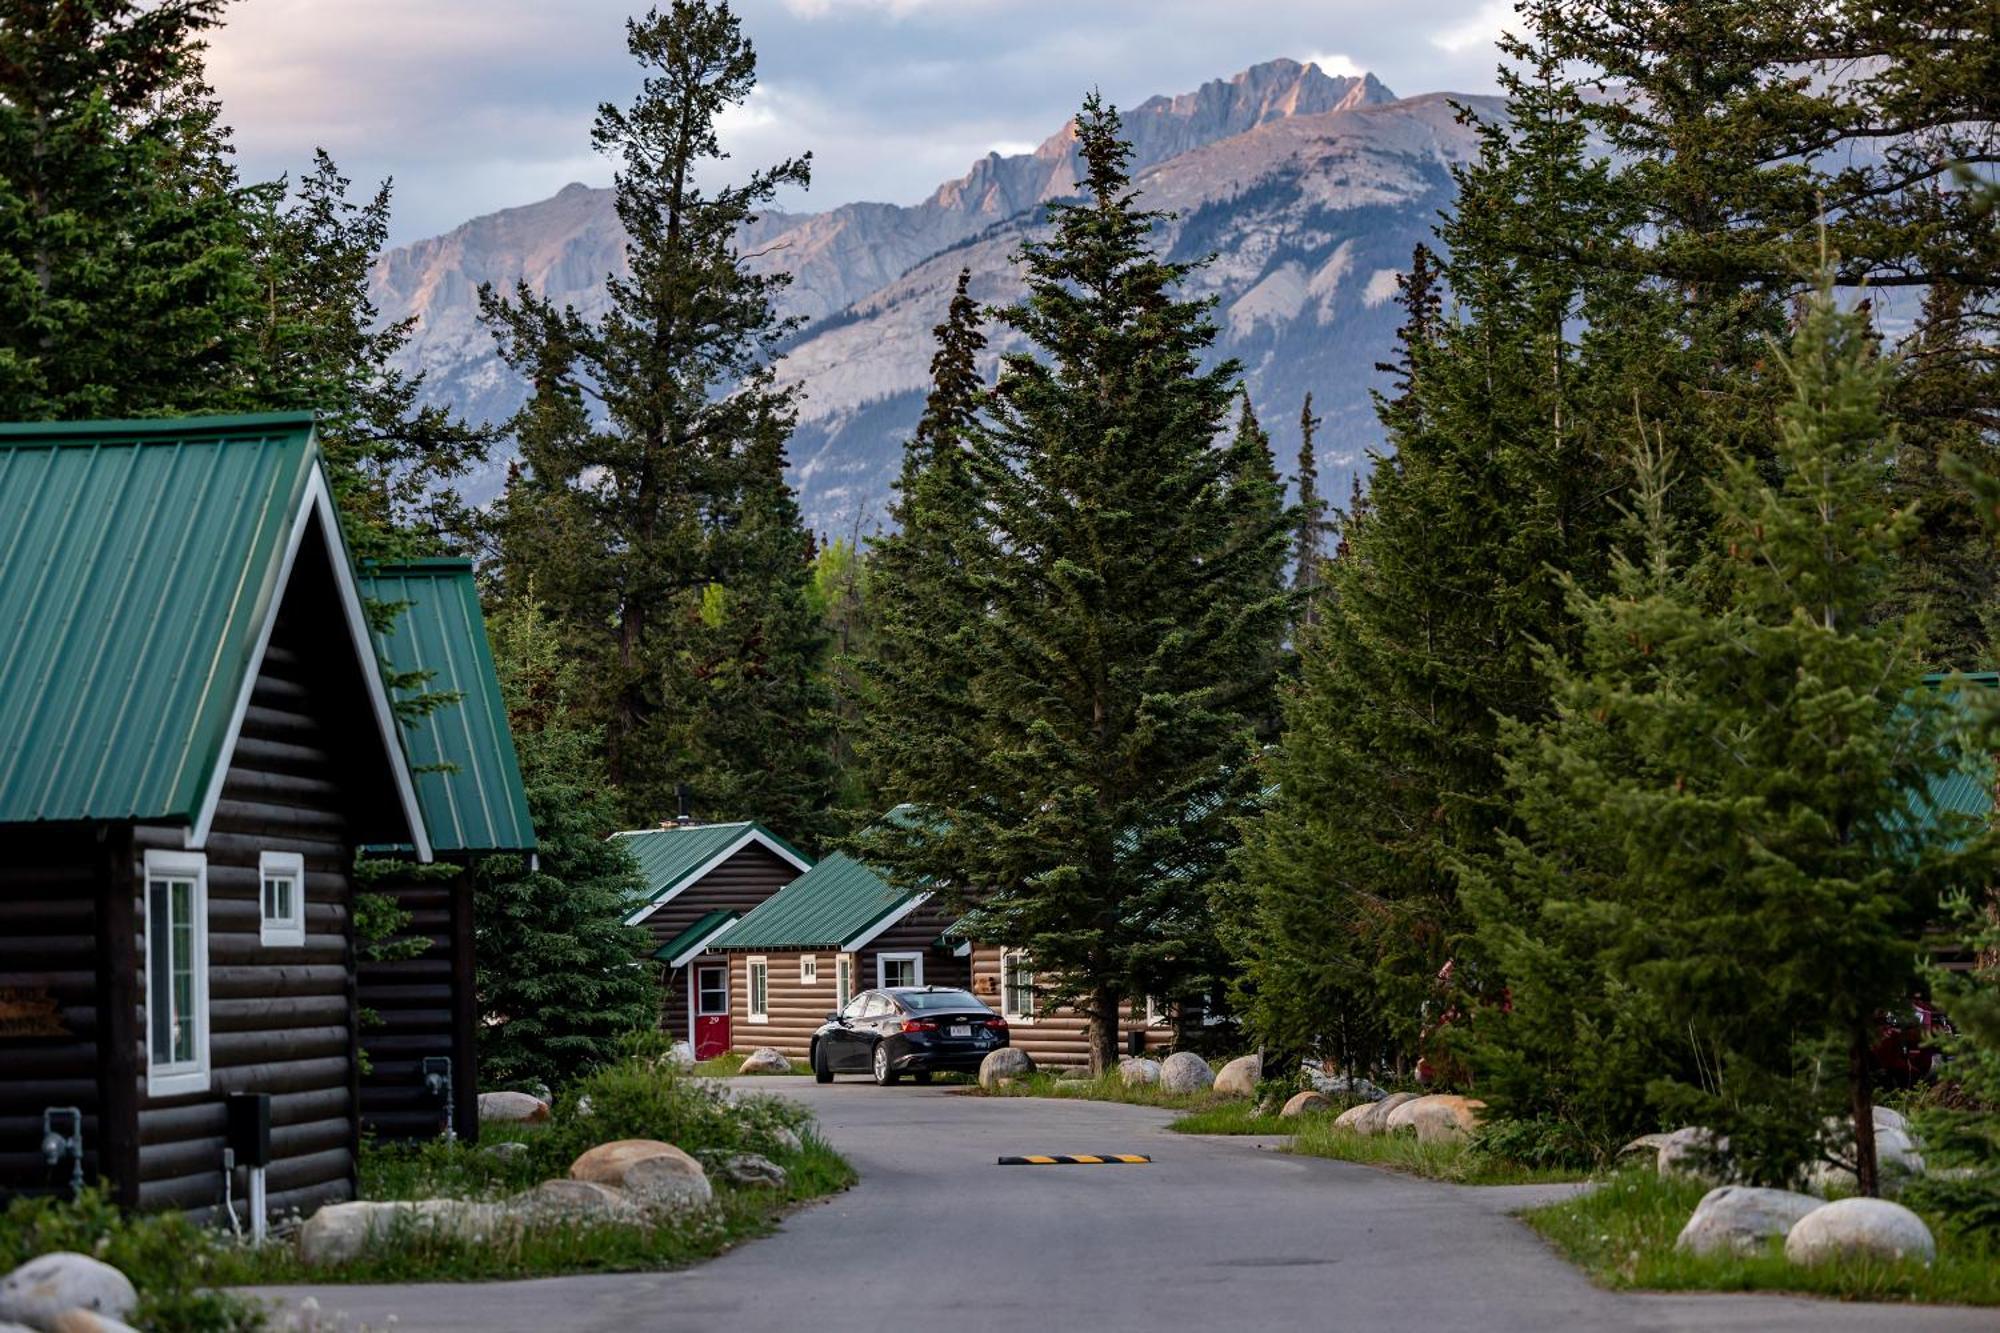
(247, 1080), (1992, 1332)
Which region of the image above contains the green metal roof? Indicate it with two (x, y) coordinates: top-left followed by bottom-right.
(359, 559), (536, 854)
(1906, 673), (1997, 847)
(0, 414), (324, 824)
(652, 908), (740, 965)
(614, 821), (811, 908)
(710, 851), (922, 951)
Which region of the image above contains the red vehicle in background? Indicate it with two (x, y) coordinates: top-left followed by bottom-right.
(1874, 997), (1953, 1087)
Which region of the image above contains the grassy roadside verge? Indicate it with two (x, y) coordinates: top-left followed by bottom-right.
(972, 1069), (1313, 1127)
(692, 1051), (809, 1077)
(1522, 1169), (2000, 1305)
(1287, 1120), (1587, 1185)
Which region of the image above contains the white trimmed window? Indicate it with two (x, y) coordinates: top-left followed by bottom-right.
(877, 951), (922, 990)
(835, 954), (853, 1010)
(1001, 950), (1036, 1022)
(747, 957), (769, 1023)
(259, 850), (305, 947)
(144, 850), (211, 1097)
(799, 954), (818, 985)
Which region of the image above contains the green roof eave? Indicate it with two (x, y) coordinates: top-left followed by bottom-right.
(360, 560), (536, 853)
(651, 909), (741, 967)
(708, 851), (925, 951)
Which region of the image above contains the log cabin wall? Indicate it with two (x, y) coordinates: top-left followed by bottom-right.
(644, 842), (800, 1043)
(356, 863), (476, 1143)
(129, 584), (377, 1220)
(967, 945), (1172, 1069)
(0, 826), (131, 1203)
(725, 901), (971, 1060)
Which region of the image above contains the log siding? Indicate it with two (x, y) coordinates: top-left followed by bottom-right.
(644, 842), (800, 1044)
(356, 864), (478, 1143)
(967, 945), (1171, 1069)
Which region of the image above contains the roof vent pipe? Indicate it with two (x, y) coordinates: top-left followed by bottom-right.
(676, 782), (693, 826)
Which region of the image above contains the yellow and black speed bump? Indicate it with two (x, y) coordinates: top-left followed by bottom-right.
(996, 1153), (1151, 1166)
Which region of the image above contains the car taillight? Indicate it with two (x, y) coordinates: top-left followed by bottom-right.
(900, 1019), (937, 1033)
(985, 1016), (1008, 1031)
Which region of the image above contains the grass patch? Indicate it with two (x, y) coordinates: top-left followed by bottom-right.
(1168, 1102), (1298, 1135)
(691, 1051), (806, 1078)
(1288, 1120), (1586, 1185)
(979, 1068), (1360, 1135)
(1523, 1168), (2000, 1305)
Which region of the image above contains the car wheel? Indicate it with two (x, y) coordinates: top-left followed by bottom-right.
(872, 1042), (900, 1086)
(913, 1070), (933, 1085)
(812, 1041), (834, 1084)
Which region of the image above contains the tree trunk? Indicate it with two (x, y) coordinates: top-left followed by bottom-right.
(1090, 983), (1121, 1076)
(1850, 1030), (1879, 1198)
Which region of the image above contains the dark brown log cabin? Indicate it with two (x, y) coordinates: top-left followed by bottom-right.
(704, 852), (969, 1060)
(355, 560), (537, 1144)
(0, 415), (434, 1219)
(615, 823), (810, 1058)
(962, 944), (1172, 1069)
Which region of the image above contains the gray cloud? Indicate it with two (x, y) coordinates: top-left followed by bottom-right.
(209, 0), (1511, 245)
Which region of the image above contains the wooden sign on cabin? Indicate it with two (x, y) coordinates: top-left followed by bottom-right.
(0, 986), (70, 1039)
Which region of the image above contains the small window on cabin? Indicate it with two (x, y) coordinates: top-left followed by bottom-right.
(748, 958), (770, 1022)
(259, 851), (305, 947)
(800, 954), (818, 985)
(878, 952), (922, 990)
(1001, 950), (1036, 1022)
(835, 954), (854, 1009)
(145, 851), (211, 1097)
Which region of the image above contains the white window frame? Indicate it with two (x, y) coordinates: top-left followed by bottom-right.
(876, 951), (923, 990)
(258, 850), (305, 947)
(747, 957), (769, 1024)
(143, 850), (211, 1097)
(835, 954), (854, 1010)
(1000, 949), (1036, 1024)
(799, 954), (818, 985)
(1145, 995), (1172, 1028)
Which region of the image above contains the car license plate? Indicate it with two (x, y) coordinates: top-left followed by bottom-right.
(949, 1024), (971, 1038)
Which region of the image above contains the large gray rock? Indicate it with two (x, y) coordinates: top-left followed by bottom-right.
(295, 1199), (509, 1267)
(1302, 1067), (1386, 1101)
(1159, 1051), (1215, 1096)
(1807, 1122), (1926, 1197)
(1785, 1198), (1936, 1267)
(739, 1047), (791, 1075)
(665, 1040), (697, 1071)
(1280, 1090), (1332, 1118)
(508, 1179), (640, 1225)
(979, 1047), (1036, 1089)
(1213, 1054), (1261, 1098)
(1657, 1127), (1734, 1182)
(1675, 1186), (1823, 1258)
(623, 1150), (714, 1214)
(1119, 1057), (1162, 1088)
(477, 1090), (550, 1124)
(1390, 1094), (1485, 1143)
(0, 1253), (137, 1328)
(570, 1138), (697, 1188)
(710, 1152), (787, 1190)
(1339, 1090), (1420, 1136)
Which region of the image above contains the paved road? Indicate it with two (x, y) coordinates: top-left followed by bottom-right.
(250, 1081), (1992, 1332)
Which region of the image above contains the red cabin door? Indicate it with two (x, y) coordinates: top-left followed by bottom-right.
(693, 963), (731, 1059)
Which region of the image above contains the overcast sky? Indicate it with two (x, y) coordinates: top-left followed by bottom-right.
(208, 0), (1514, 247)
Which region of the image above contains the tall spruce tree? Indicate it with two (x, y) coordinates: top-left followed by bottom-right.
(1470, 285), (1997, 1190)
(0, 0), (256, 418)
(1292, 393), (1326, 615)
(482, 1), (831, 830)
(860, 99), (1290, 1070)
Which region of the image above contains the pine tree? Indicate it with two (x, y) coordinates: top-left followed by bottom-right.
(482, 1), (828, 827)
(242, 152), (494, 561)
(861, 98), (1291, 1071)
(1292, 393), (1326, 615)
(0, 0), (257, 418)
(476, 595), (659, 1090)
(1472, 284), (1997, 1189)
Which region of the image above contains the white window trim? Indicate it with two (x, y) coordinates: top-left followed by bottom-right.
(747, 956), (770, 1024)
(799, 954), (818, 985)
(258, 850), (306, 947)
(144, 850), (212, 1098)
(835, 954), (854, 1010)
(876, 951), (924, 990)
(1000, 949), (1036, 1025)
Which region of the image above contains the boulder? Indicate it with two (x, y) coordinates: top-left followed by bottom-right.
(1159, 1051), (1214, 1096)
(710, 1152), (787, 1190)
(48, 1313), (141, 1333)
(480, 1140), (529, 1164)
(623, 1150), (714, 1214)
(477, 1090), (550, 1125)
(1332, 1101), (1375, 1132)
(1618, 1132), (1671, 1161)
(1785, 1198), (1936, 1267)
(1873, 1105), (1909, 1135)
(1213, 1054), (1261, 1098)
(1280, 1090), (1332, 1119)
(1807, 1124), (1926, 1197)
(1382, 1094), (1434, 1132)
(739, 1047), (791, 1075)
(1657, 1126), (1734, 1182)
(508, 1179), (639, 1225)
(1675, 1186), (1823, 1258)
(979, 1047), (1036, 1089)
(0, 1254), (137, 1329)
(297, 1199), (515, 1267)
(569, 1138), (698, 1188)
(575, 1094), (594, 1117)
(1302, 1067), (1386, 1102)
(665, 1040), (697, 1071)
(1403, 1095), (1485, 1143)
(762, 1124), (804, 1155)
(1344, 1091), (1420, 1136)
(1119, 1057), (1162, 1088)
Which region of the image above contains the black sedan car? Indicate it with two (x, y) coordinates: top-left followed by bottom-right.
(811, 986), (1009, 1085)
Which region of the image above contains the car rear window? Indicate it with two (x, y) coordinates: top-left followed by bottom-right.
(899, 989), (988, 1012)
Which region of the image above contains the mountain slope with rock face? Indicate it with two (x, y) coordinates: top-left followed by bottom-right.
(368, 60), (1496, 533)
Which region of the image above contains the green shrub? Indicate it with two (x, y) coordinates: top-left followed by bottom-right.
(1469, 1115), (1598, 1172)
(0, 1188), (261, 1332)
